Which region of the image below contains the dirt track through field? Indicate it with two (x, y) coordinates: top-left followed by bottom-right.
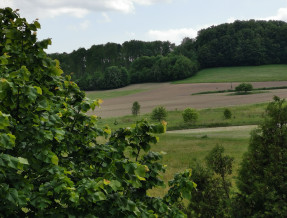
(88, 81), (287, 118)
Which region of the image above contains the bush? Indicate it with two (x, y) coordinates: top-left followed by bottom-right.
(0, 8), (195, 217)
(131, 101), (140, 116)
(235, 83), (253, 93)
(223, 108), (232, 119)
(182, 108), (199, 123)
(151, 106), (168, 121)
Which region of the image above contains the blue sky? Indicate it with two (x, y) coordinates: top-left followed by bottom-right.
(1, 0), (287, 53)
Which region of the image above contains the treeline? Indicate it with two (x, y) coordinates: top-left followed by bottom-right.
(50, 40), (199, 90)
(50, 20), (287, 90)
(196, 19), (287, 68)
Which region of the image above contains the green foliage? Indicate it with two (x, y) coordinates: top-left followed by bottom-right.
(223, 108), (232, 119)
(196, 20), (287, 68)
(98, 66), (129, 89)
(186, 145), (233, 217)
(129, 54), (198, 83)
(51, 20), (287, 90)
(151, 106), (168, 122)
(206, 145), (233, 200)
(235, 83), (253, 93)
(186, 163), (227, 218)
(182, 108), (199, 123)
(0, 8), (195, 217)
(50, 40), (175, 90)
(132, 101), (140, 116)
(234, 96), (287, 217)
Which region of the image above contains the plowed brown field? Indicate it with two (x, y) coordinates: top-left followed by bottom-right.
(88, 81), (287, 118)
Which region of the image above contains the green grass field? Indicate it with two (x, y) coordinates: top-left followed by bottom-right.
(97, 103), (267, 131)
(86, 88), (146, 100)
(173, 64), (287, 84)
(148, 127), (252, 196)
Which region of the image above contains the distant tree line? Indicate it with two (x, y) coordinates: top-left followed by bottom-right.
(196, 20), (287, 67)
(49, 20), (287, 90)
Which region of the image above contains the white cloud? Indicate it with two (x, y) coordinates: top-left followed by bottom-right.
(133, 0), (172, 6)
(148, 28), (198, 44)
(47, 8), (89, 18)
(262, 6), (287, 21)
(9, 0), (172, 19)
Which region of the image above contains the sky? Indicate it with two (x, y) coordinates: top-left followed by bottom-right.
(1, 0), (287, 54)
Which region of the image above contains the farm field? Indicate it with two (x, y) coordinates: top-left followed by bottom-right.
(174, 64), (287, 84)
(87, 65), (287, 118)
(88, 81), (287, 118)
(86, 64), (287, 197)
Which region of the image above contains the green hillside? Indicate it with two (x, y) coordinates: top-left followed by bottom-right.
(173, 64), (287, 83)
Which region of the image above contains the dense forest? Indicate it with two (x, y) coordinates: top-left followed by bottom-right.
(49, 20), (287, 90)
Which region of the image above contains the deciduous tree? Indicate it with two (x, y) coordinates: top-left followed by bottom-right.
(0, 8), (195, 217)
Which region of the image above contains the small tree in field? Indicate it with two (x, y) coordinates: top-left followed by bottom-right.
(223, 108), (232, 119)
(132, 101), (140, 116)
(182, 108), (199, 123)
(235, 83), (253, 94)
(151, 106), (168, 122)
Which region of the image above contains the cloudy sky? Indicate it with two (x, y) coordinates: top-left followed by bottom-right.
(1, 0), (287, 53)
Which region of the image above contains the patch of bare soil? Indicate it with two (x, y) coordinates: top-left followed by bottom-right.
(88, 81), (287, 118)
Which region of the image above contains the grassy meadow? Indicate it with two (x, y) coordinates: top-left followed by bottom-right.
(148, 127), (252, 196)
(96, 102), (267, 196)
(173, 64), (287, 84)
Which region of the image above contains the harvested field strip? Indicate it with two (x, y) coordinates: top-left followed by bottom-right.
(89, 81), (287, 118)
